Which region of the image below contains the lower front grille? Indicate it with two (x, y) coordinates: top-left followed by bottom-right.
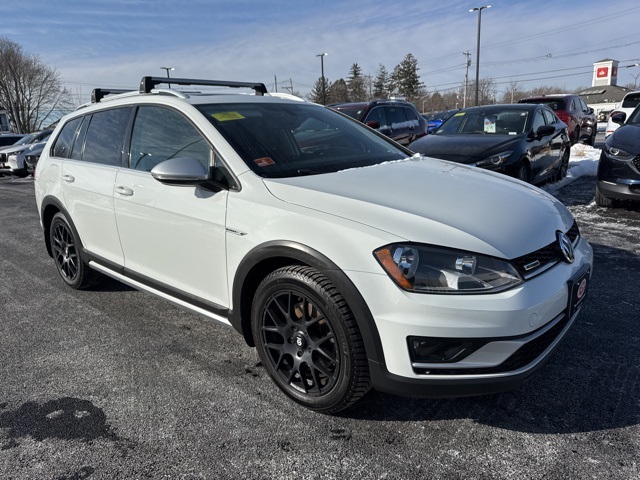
(412, 311), (571, 376)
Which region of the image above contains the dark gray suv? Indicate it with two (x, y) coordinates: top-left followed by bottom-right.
(329, 99), (428, 146)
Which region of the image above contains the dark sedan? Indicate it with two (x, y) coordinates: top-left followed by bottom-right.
(595, 105), (640, 207)
(408, 104), (570, 185)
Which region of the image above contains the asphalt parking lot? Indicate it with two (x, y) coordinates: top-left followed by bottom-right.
(0, 171), (638, 480)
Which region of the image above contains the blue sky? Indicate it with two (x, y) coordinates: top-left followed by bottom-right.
(3, 0), (640, 105)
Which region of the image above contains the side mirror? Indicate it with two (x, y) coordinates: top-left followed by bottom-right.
(611, 112), (626, 125)
(365, 120), (381, 129)
(535, 125), (555, 138)
(587, 107), (594, 115)
(151, 157), (209, 184)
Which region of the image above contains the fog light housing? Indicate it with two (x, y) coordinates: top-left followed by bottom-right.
(408, 336), (486, 363)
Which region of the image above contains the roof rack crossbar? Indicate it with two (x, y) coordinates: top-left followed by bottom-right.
(91, 88), (132, 103)
(139, 76), (268, 95)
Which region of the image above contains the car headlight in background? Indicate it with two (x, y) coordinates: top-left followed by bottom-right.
(603, 143), (633, 161)
(474, 150), (512, 168)
(374, 244), (523, 294)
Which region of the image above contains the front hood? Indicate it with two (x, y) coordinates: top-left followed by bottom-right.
(609, 124), (640, 154)
(413, 135), (520, 163)
(263, 157), (573, 259)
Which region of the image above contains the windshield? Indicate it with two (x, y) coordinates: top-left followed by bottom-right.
(435, 108), (530, 136)
(622, 93), (640, 109)
(522, 98), (566, 110)
(627, 106), (640, 124)
(14, 133), (39, 146)
(197, 102), (410, 178)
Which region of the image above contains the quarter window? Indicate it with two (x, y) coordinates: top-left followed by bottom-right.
(51, 117), (83, 159)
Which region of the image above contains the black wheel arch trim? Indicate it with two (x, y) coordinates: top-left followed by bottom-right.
(230, 240), (387, 365)
(40, 195), (81, 259)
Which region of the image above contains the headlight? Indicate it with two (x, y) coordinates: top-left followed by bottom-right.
(474, 150), (512, 168)
(603, 143), (632, 161)
(374, 244), (523, 294)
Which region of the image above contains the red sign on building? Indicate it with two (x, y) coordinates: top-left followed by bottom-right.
(597, 67), (609, 78)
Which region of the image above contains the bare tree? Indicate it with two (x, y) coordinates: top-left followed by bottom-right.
(0, 37), (73, 133)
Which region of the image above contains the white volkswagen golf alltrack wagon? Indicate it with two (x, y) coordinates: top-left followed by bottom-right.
(34, 76), (593, 413)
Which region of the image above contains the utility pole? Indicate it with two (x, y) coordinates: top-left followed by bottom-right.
(274, 75), (278, 92)
(463, 51), (471, 108)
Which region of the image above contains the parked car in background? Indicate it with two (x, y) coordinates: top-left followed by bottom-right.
(0, 130), (52, 176)
(329, 99), (428, 145)
(25, 152), (42, 176)
(605, 90), (640, 139)
(0, 133), (25, 147)
(8, 136), (50, 177)
(408, 104), (570, 185)
(518, 94), (597, 145)
(427, 108), (459, 133)
(596, 104), (640, 207)
(34, 75), (592, 414)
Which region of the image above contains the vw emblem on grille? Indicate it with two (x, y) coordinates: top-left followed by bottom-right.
(557, 231), (575, 264)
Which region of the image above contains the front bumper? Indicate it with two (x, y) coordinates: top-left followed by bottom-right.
(348, 237), (593, 398)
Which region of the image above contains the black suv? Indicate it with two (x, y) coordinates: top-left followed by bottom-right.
(329, 100), (428, 146)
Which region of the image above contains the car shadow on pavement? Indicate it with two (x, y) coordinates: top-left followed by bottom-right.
(340, 241), (640, 435)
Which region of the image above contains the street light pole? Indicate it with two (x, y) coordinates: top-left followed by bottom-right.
(160, 66), (174, 88)
(316, 53), (328, 104)
(469, 5), (490, 107)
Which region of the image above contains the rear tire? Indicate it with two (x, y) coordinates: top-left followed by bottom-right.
(50, 212), (102, 289)
(251, 266), (370, 413)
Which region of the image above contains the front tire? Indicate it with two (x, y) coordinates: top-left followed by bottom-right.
(50, 212), (101, 289)
(555, 148), (570, 182)
(251, 266), (370, 413)
(595, 185), (617, 208)
(515, 161), (530, 183)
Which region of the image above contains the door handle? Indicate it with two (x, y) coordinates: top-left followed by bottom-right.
(115, 185), (134, 196)
(62, 174), (75, 183)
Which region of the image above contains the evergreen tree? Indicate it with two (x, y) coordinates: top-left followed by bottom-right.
(328, 78), (350, 104)
(308, 76), (331, 104)
(373, 64), (390, 99)
(390, 53), (424, 101)
(347, 63), (367, 102)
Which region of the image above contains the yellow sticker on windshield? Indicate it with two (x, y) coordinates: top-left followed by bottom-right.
(211, 112), (245, 121)
(454, 112), (465, 116)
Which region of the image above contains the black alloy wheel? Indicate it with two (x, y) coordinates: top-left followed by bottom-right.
(50, 212), (101, 289)
(251, 266), (370, 413)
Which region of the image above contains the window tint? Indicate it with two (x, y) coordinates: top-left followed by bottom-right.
(196, 102), (408, 178)
(403, 107), (418, 122)
(621, 93), (640, 109)
(130, 106), (211, 172)
(365, 107), (388, 128)
(532, 110), (546, 131)
(71, 116), (90, 161)
(52, 117), (83, 158)
(541, 109), (555, 125)
(387, 107), (408, 127)
(82, 108), (132, 166)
